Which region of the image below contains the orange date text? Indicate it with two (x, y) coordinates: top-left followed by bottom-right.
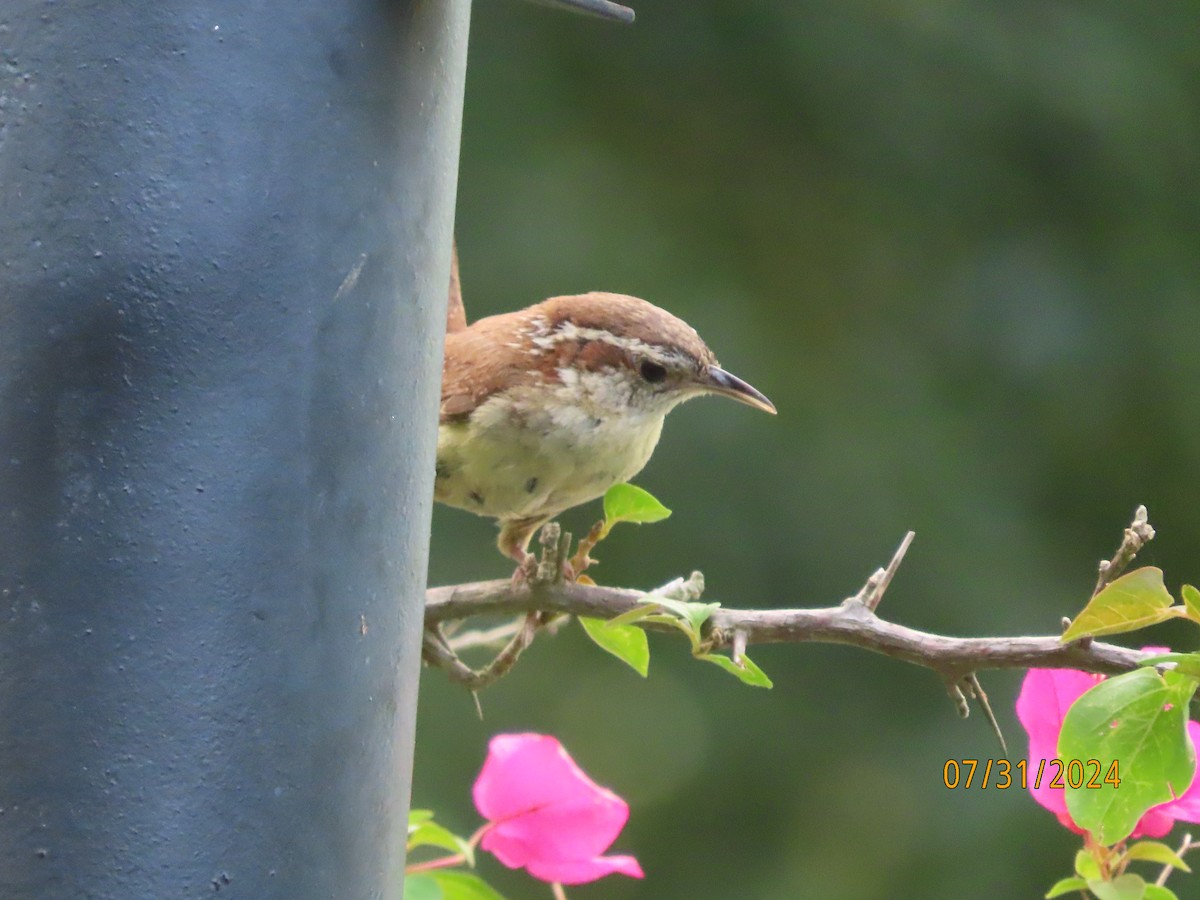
(941, 758), (1121, 790)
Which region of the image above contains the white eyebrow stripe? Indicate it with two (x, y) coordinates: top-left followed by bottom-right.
(530, 322), (693, 370)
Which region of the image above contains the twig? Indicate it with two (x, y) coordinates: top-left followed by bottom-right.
(421, 627), (479, 684)
(447, 621), (526, 653)
(537, 522), (567, 585)
(1156, 831), (1198, 887)
(425, 576), (1148, 681)
(419, 524), (579, 688)
(1093, 505), (1155, 597)
(421, 614), (541, 690)
(423, 513), (1156, 687)
(568, 519), (605, 580)
(406, 852), (467, 875)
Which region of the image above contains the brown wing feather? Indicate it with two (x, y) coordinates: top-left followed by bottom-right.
(440, 311), (544, 423)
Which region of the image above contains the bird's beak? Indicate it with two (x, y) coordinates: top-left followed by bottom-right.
(699, 365), (777, 414)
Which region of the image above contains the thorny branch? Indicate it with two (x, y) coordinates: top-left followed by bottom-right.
(422, 508), (1157, 703)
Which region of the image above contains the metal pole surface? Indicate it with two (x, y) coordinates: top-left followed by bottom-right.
(0, 1), (469, 897)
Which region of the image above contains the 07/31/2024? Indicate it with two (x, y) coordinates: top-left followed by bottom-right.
(942, 758), (1121, 790)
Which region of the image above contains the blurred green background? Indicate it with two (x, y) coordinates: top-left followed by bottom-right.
(417, 2), (1200, 897)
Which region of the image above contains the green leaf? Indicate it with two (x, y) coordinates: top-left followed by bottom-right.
(605, 603), (663, 629)
(407, 821), (474, 867)
(1062, 568), (1183, 642)
(579, 616), (650, 676)
(404, 874), (443, 900)
(635, 596), (720, 652)
(1045, 877), (1088, 898)
(1143, 885), (1179, 900)
(643, 596), (719, 632)
(698, 652), (774, 688)
(681, 602), (720, 636)
(1183, 584), (1200, 623)
(1060, 668), (1196, 844)
(1140, 652), (1200, 682)
(1168, 653), (1200, 682)
(641, 595), (699, 620)
(429, 870), (508, 900)
(603, 483), (672, 526)
(1124, 840), (1192, 872)
(1087, 874), (1148, 900)
(1076, 849), (1102, 880)
(408, 809), (436, 829)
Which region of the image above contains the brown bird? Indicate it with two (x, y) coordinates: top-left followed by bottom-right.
(437, 255), (775, 573)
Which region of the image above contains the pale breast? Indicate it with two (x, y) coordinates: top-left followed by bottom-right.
(435, 385), (667, 522)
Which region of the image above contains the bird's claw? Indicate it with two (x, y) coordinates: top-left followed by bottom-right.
(510, 553), (540, 588)
(510, 553), (577, 587)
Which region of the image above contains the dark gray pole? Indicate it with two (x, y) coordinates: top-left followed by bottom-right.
(0, 1), (469, 897)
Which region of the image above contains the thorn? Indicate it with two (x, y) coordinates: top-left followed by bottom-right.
(861, 531), (915, 611)
(732, 629), (748, 667)
(966, 674), (1008, 756)
(945, 680), (970, 718)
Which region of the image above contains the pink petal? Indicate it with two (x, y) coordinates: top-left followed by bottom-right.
(481, 794), (629, 866)
(1054, 811), (1085, 835)
(1131, 807), (1175, 839)
(474, 734), (615, 823)
(1017, 650), (1200, 838)
(525, 854), (645, 885)
(1016, 667), (1101, 817)
(1016, 668), (1100, 744)
(473, 733), (639, 884)
(1028, 745), (1070, 817)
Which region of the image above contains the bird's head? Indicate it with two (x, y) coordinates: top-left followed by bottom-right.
(522, 292), (776, 420)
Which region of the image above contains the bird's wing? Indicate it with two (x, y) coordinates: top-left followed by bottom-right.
(440, 312), (537, 423)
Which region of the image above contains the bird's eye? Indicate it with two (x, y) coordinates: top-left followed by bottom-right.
(639, 360), (668, 383)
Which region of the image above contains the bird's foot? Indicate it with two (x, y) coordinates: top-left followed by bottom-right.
(510, 552), (540, 588)
(508, 520), (587, 586)
(510, 549), (578, 586)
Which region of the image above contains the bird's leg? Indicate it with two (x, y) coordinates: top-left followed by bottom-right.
(498, 516), (550, 585)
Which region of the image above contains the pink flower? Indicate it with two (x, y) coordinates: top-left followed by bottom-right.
(472, 733), (644, 885)
(1016, 651), (1200, 838)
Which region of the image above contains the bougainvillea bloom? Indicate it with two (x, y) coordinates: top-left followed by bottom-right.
(1016, 655), (1200, 838)
(472, 733), (644, 885)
